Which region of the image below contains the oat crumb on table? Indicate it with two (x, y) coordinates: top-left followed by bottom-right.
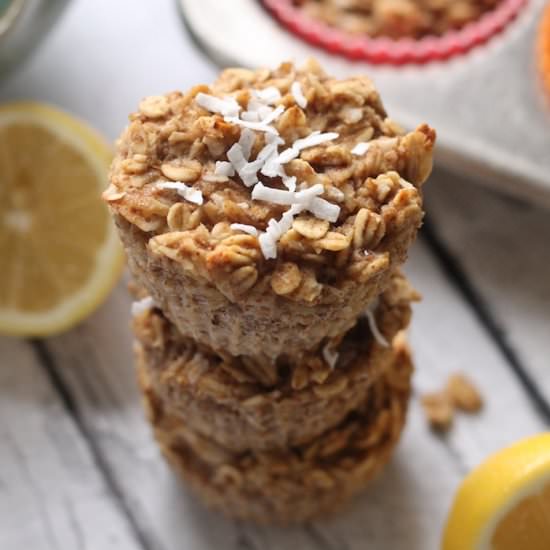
(446, 372), (484, 413)
(421, 372), (483, 432)
(421, 391), (454, 432)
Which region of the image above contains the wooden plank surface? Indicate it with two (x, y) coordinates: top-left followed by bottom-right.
(0, 337), (141, 550)
(36, 238), (546, 550)
(425, 171), (550, 411)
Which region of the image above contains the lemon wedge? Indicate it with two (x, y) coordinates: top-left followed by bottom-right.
(0, 101), (124, 336)
(442, 432), (550, 550)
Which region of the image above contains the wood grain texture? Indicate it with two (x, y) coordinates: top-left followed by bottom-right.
(0, 337), (141, 550)
(425, 171), (550, 410)
(37, 239), (546, 550)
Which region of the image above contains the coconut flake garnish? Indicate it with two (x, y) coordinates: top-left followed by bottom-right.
(252, 183), (296, 205)
(258, 204), (304, 259)
(291, 81), (307, 109)
(293, 131), (339, 150)
(276, 147), (300, 165)
(258, 232), (277, 260)
(253, 87), (282, 104)
(224, 116), (278, 135)
(352, 142), (370, 156)
(260, 105), (284, 126)
(308, 197), (340, 223)
(227, 142), (261, 187)
(156, 181), (203, 205)
(322, 343), (339, 369)
(195, 93), (240, 117)
(239, 128), (256, 160)
(214, 161), (235, 177)
(282, 175), (297, 192)
(365, 307), (389, 347)
(230, 223), (258, 236)
(227, 142), (247, 172)
(252, 182), (340, 223)
(262, 130), (339, 179)
(131, 296), (156, 317)
(198, 82), (343, 259)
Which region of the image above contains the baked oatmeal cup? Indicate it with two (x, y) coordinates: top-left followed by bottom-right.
(133, 270), (419, 452)
(139, 332), (413, 524)
(106, 59), (435, 358)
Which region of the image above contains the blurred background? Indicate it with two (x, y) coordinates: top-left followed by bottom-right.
(1, 1), (549, 549)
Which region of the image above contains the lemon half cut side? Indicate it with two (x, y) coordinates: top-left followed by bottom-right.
(442, 432), (550, 550)
(0, 101), (124, 337)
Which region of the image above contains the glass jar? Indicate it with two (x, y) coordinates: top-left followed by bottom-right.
(0, 0), (69, 78)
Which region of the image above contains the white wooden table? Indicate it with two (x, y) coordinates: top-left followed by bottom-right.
(1, 1), (549, 549)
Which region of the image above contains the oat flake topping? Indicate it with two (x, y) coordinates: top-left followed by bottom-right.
(194, 86), (342, 259)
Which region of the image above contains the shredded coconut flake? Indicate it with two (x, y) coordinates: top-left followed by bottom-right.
(260, 105), (284, 125)
(230, 223), (258, 236)
(293, 131), (339, 150)
(156, 181), (203, 205)
(276, 147), (300, 165)
(258, 204), (303, 260)
(365, 308), (389, 347)
(241, 111), (259, 122)
(252, 183), (296, 205)
(322, 343), (339, 369)
(282, 175), (297, 192)
(195, 93), (240, 117)
(224, 116), (278, 135)
(294, 183), (324, 204)
(227, 143), (247, 172)
(131, 296), (155, 317)
(239, 128), (256, 160)
(253, 87), (281, 105)
(352, 142), (370, 156)
(259, 232), (277, 260)
(291, 81), (308, 109)
(252, 183), (340, 223)
(203, 84), (342, 259)
(308, 197), (340, 222)
(214, 161), (235, 177)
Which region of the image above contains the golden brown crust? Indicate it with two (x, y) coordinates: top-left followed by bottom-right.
(294, 0), (503, 39)
(117, 205), (419, 358)
(133, 271), (419, 452)
(138, 333), (413, 524)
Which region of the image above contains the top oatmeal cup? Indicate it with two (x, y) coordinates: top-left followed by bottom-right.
(105, 59), (435, 358)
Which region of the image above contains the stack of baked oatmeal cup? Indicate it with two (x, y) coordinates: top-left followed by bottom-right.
(104, 60), (435, 523)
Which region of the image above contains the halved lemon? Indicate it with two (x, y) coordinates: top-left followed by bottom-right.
(442, 432), (550, 550)
(0, 101), (124, 336)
